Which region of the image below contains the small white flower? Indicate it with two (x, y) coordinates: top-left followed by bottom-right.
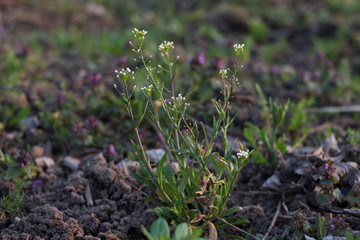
(132, 28), (147, 37)
(159, 41), (174, 52)
(237, 149), (249, 159)
(219, 69), (228, 78)
(233, 43), (245, 54)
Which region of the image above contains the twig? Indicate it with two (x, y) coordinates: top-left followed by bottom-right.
(216, 216), (260, 240)
(279, 215), (316, 221)
(319, 207), (360, 218)
(145, 115), (175, 162)
(307, 117), (360, 135)
(84, 181), (94, 207)
(236, 191), (281, 195)
(126, 180), (149, 198)
(262, 201), (281, 240)
(194, 197), (260, 240)
(306, 105), (360, 113)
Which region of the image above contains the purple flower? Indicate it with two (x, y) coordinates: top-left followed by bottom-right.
(209, 56), (225, 72)
(72, 121), (87, 141)
(299, 71), (310, 83)
(189, 53), (206, 71)
(270, 65), (280, 75)
(116, 56), (128, 68)
(15, 149), (32, 167)
(30, 179), (43, 188)
(89, 73), (103, 87)
(321, 162), (335, 179)
(330, 224), (335, 230)
(324, 163), (328, 170)
(55, 93), (66, 106)
(313, 70), (321, 80)
(16, 46), (29, 58)
(85, 117), (99, 129)
(103, 144), (116, 159)
(316, 50), (325, 63)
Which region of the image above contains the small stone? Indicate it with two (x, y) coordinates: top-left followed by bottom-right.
(19, 116), (40, 130)
(117, 159), (140, 176)
(168, 162), (180, 174)
(63, 156), (81, 170)
(145, 149), (166, 163)
(35, 156), (55, 168)
(31, 146), (44, 158)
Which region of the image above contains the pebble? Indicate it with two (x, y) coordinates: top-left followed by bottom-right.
(31, 145), (44, 158)
(35, 156), (55, 168)
(145, 148), (166, 163)
(62, 156), (81, 170)
(19, 116), (40, 130)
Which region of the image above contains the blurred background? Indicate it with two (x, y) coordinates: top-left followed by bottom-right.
(1, 0), (360, 156)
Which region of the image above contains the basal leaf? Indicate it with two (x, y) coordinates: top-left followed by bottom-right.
(5, 166), (22, 180)
(219, 206), (241, 218)
(316, 214), (327, 240)
(173, 223), (191, 240)
(150, 218), (170, 239)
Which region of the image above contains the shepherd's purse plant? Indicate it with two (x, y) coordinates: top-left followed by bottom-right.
(114, 28), (254, 238)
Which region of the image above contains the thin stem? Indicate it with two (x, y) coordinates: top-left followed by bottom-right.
(126, 95), (174, 207)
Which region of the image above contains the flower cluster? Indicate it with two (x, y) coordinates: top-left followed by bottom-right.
(189, 53), (205, 71)
(219, 69), (228, 78)
(72, 121), (87, 141)
(115, 68), (135, 84)
(132, 28), (147, 37)
(233, 43), (245, 55)
(237, 149), (249, 159)
(85, 117), (99, 129)
(320, 162), (336, 179)
(329, 216), (348, 231)
(55, 93), (66, 107)
(141, 84), (153, 93)
(89, 73), (103, 87)
(16, 149), (32, 168)
(159, 41), (174, 52)
(103, 144), (116, 160)
(116, 68), (134, 77)
(167, 94), (190, 111)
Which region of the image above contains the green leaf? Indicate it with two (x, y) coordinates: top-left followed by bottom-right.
(150, 218), (170, 239)
(5, 166), (22, 180)
(317, 194), (333, 205)
(157, 152), (169, 181)
(163, 165), (176, 185)
(243, 128), (256, 147)
(347, 194), (360, 207)
(173, 223), (191, 240)
(316, 214), (327, 240)
(319, 178), (336, 188)
(179, 175), (188, 194)
(276, 137), (287, 154)
(136, 100), (149, 128)
(141, 226), (156, 240)
(333, 188), (343, 201)
(249, 149), (267, 165)
(219, 206), (241, 218)
(346, 232), (355, 240)
(292, 230), (304, 240)
(130, 171), (152, 186)
(8, 107), (31, 127)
